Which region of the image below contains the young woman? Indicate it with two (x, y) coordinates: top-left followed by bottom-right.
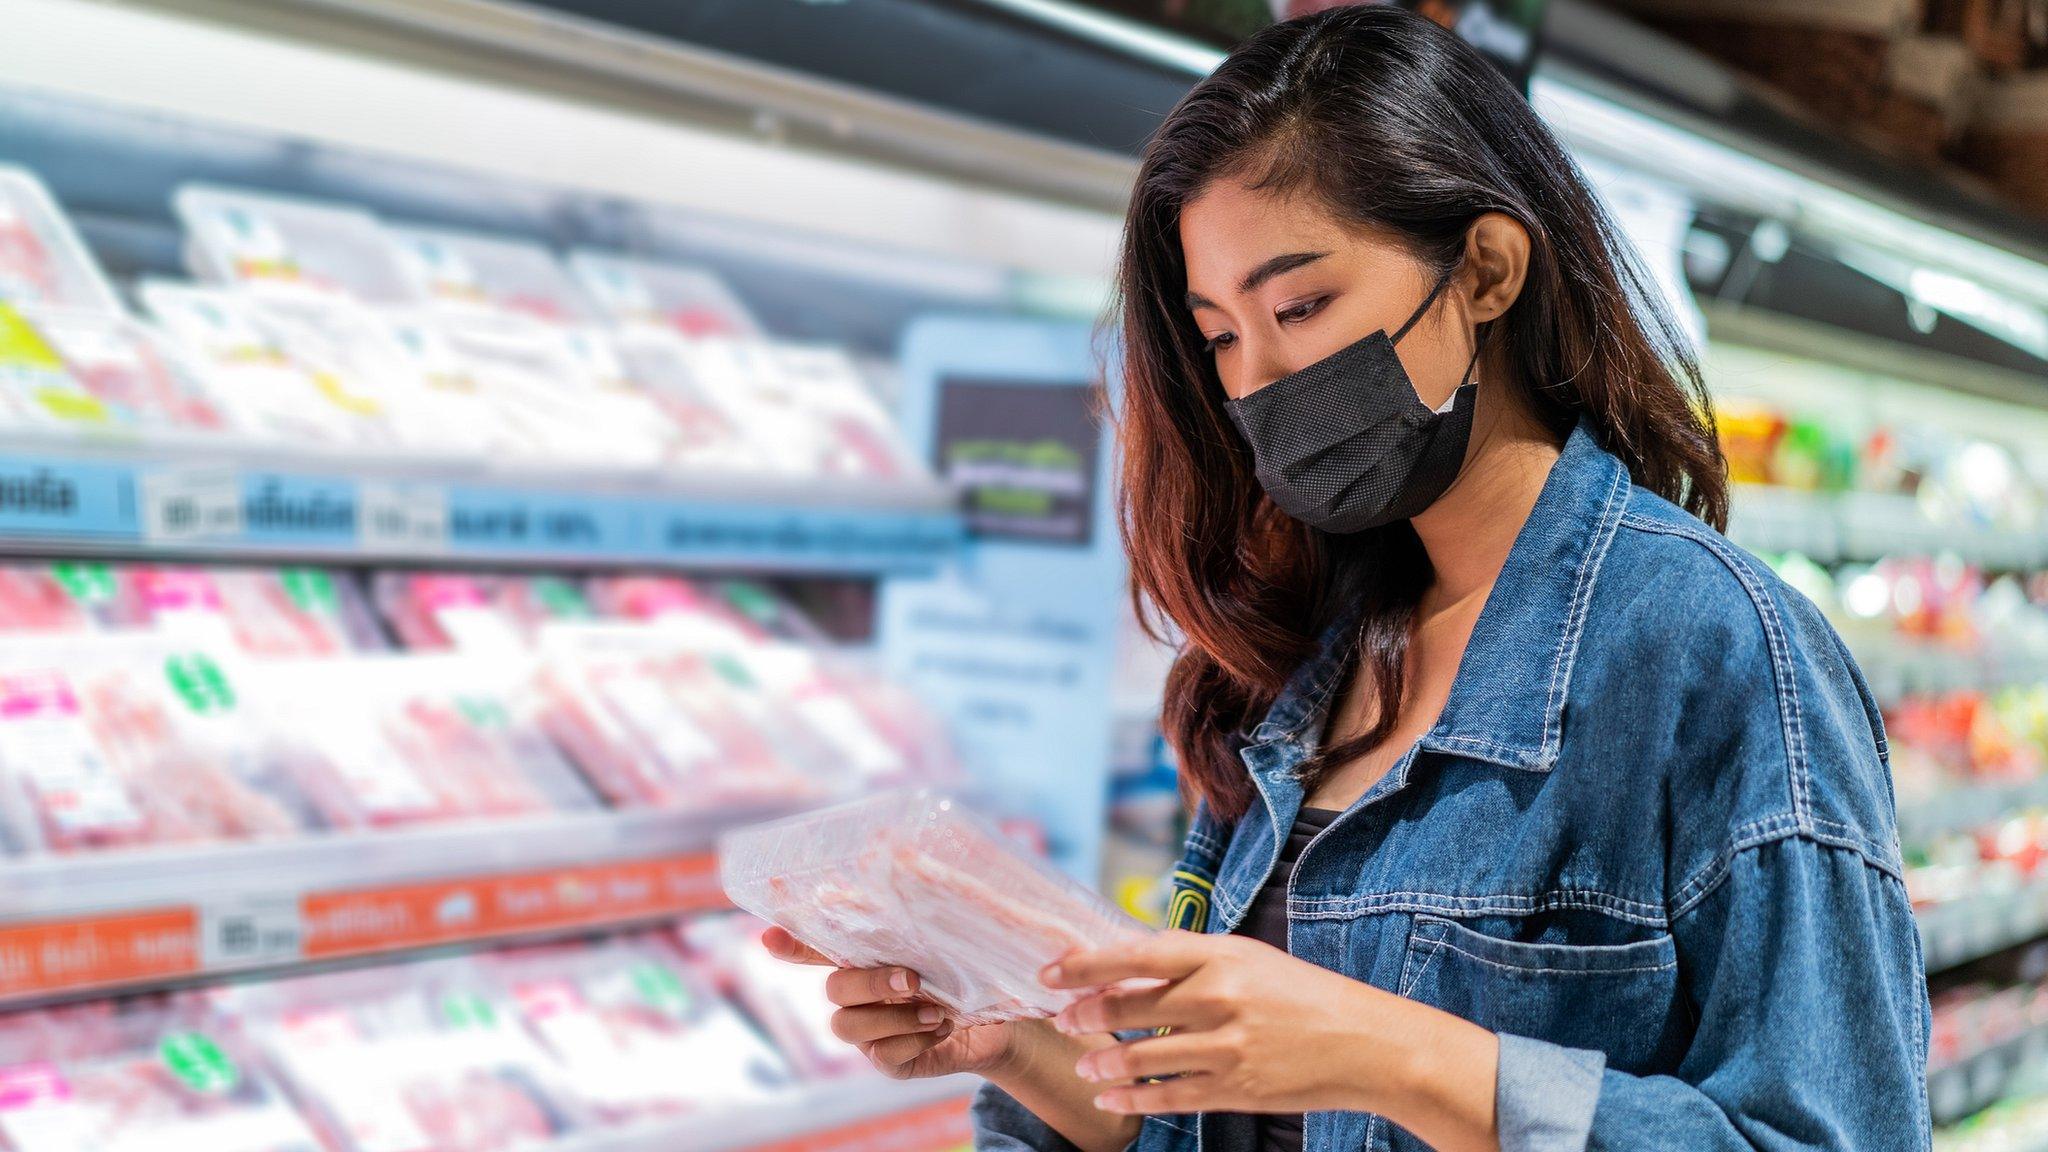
(765, 6), (1930, 1150)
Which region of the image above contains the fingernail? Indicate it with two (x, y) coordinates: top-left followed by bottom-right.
(1041, 963), (1063, 985)
(1052, 1012), (1075, 1036)
(1075, 1058), (1101, 1082)
(1094, 1092), (1124, 1112)
(890, 970), (913, 993)
(918, 1005), (943, 1026)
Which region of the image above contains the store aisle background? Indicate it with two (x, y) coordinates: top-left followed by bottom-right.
(0, 1), (2040, 1150)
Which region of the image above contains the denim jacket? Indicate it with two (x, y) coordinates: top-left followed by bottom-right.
(974, 421), (1931, 1151)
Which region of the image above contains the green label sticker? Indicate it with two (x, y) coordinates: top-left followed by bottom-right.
(441, 992), (498, 1030)
(708, 653), (754, 690)
(160, 1032), (238, 1093)
(165, 654), (236, 714)
(452, 695), (508, 729)
(532, 577), (589, 619)
(630, 963), (692, 1014)
(51, 562), (115, 604)
(0, 305), (64, 372)
(718, 580), (778, 624)
(278, 568), (337, 614)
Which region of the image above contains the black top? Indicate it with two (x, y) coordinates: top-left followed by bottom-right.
(1231, 806), (1340, 1152)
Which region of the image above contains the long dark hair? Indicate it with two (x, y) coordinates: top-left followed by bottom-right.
(1117, 5), (1727, 823)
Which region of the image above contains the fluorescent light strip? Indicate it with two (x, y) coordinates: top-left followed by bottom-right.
(969, 0), (1227, 75)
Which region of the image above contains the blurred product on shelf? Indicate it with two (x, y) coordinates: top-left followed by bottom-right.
(720, 789), (1149, 1027)
(0, 994), (324, 1152)
(0, 164), (930, 487)
(674, 913), (870, 1081)
(372, 572), (594, 655)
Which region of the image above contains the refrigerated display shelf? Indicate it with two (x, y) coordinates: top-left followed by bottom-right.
(1931, 1023), (2048, 1127)
(1902, 778), (2048, 847)
(1920, 880), (2048, 975)
(1728, 485), (2048, 570)
(0, 442), (962, 575)
(0, 803), (807, 1004)
(554, 1076), (977, 1152)
(1854, 639), (2048, 708)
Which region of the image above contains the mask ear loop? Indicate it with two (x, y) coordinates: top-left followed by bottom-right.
(1388, 266), (1460, 346)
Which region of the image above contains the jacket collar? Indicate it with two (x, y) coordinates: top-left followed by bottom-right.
(1243, 419), (1630, 774)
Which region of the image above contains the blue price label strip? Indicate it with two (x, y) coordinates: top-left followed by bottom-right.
(446, 488), (637, 555)
(648, 503), (961, 572)
(239, 475), (359, 547)
(0, 457), (135, 538)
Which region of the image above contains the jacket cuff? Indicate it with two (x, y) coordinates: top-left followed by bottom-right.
(1495, 1033), (1605, 1152)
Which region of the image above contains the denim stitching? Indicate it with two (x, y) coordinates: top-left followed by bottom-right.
(1542, 461), (1629, 764)
(1398, 928), (1452, 997)
(1670, 819), (1905, 921)
(1427, 935), (1678, 977)
(1620, 513), (1811, 828)
(1290, 889), (1668, 928)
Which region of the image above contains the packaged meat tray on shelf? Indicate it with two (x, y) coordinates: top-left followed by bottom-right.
(173, 186), (415, 305)
(0, 305), (229, 441)
(674, 913), (870, 1081)
(719, 789), (1150, 1027)
(0, 166), (123, 315)
(372, 572), (595, 655)
(567, 252), (763, 339)
(387, 227), (597, 325)
(0, 994), (325, 1152)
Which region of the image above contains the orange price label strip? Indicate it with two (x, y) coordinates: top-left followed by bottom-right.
(0, 908), (200, 999)
(748, 1096), (975, 1152)
(301, 852), (725, 959)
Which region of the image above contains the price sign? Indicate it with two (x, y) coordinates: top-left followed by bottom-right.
(142, 468), (242, 542)
(359, 482), (449, 552)
(199, 893), (304, 969)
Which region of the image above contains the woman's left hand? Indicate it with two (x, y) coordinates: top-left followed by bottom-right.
(1042, 930), (1499, 1150)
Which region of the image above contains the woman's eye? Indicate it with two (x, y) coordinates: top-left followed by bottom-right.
(1277, 297), (1328, 325)
(1203, 332), (1236, 353)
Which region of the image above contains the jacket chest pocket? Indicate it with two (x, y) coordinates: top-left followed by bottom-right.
(1397, 914), (1684, 1076)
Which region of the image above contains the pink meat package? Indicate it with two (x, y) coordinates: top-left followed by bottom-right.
(719, 789), (1151, 1027)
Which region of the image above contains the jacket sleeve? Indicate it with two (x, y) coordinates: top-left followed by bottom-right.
(1495, 832), (1931, 1152)
(972, 1079), (1087, 1152)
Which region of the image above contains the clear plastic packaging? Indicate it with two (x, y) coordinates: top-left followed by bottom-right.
(371, 572), (592, 654)
(0, 995), (324, 1152)
(388, 227), (595, 324)
(256, 655), (597, 829)
(770, 343), (924, 481)
(477, 936), (791, 1122)
(110, 566), (384, 657)
(0, 305), (229, 437)
(0, 646), (327, 855)
(174, 185), (415, 304)
(0, 566), (99, 634)
(568, 252), (761, 338)
(536, 632), (833, 812)
(0, 167), (123, 314)
(219, 957), (577, 1152)
(719, 789), (1152, 1026)
(673, 914), (868, 1080)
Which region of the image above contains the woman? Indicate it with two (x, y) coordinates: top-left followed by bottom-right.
(765, 6), (1929, 1150)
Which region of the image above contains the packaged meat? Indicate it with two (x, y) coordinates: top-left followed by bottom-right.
(770, 344), (921, 480)
(259, 655), (595, 829)
(0, 648), (324, 854)
(729, 646), (933, 787)
(582, 575), (765, 648)
(606, 326), (759, 473)
(536, 628), (833, 811)
(174, 185), (416, 304)
(112, 567), (383, 657)
(0, 305), (228, 437)
(568, 252), (761, 338)
(139, 281), (378, 447)
(222, 958), (575, 1152)
(479, 936), (791, 1122)
(0, 998), (323, 1152)
(673, 915), (868, 1080)
(720, 789), (1151, 1026)
(0, 167), (123, 314)
(388, 227), (595, 324)
(0, 567), (98, 634)
(372, 572), (591, 654)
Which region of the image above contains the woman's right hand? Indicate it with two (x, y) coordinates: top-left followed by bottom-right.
(762, 926), (1019, 1080)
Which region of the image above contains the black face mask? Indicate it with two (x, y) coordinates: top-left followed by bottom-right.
(1223, 269), (1483, 535)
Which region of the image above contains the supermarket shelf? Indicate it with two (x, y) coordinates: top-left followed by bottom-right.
(1727, 485), (2048, 570)
(0, 802), (808, 1004)
(1931, 1022), (2048, 1127)
(1902, 778), (2048, 847)
(0, 440), (961, 575)
(1853, 637), (2048, 708)
(559, 1076), (977, 1152)
(1920, 879), (2048, 975)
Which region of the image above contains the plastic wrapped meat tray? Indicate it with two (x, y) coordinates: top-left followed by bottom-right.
(720, 790), (1151, 1026)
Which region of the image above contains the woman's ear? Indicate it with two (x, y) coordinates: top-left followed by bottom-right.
(1461, 212), (1531, 325)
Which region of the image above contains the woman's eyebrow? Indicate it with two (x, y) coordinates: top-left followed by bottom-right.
(1184, 250), (1332, 310)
